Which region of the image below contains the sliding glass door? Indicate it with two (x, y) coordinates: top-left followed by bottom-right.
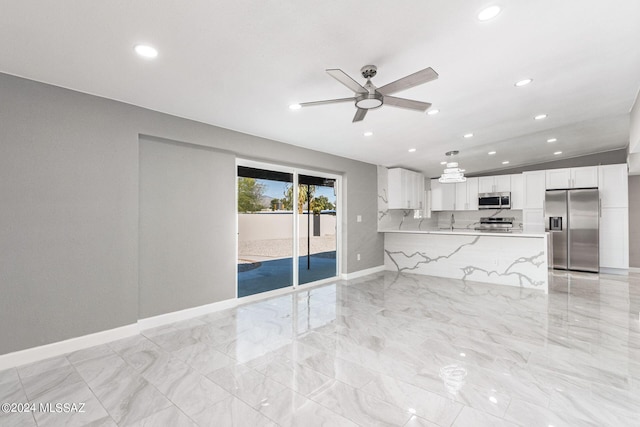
(298, 174), (337, 285)
(237, 166), (293, 297)
(237, 162), (339, 297)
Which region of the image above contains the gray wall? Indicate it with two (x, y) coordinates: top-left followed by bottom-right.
(629, 176), (640, 268)
(0, 73), (383, 355)
(468, 149), (628, 177)
(139, 138), (236, 318)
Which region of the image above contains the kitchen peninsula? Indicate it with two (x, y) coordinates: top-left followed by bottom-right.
(378, 166), (549, 293)
(383, 229), (549, 293)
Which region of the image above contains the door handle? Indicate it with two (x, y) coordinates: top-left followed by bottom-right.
(599, 199), (602, 217)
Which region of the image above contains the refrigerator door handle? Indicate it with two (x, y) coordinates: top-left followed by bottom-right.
(599, 198), (602, 217)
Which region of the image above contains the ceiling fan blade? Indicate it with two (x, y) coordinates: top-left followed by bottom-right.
(299, 97), (355, 107)
(377, 67), (439, 96)
(383, 96), (432, 112)
(352, 108), (368, 122)
(326, 69), (369, 94)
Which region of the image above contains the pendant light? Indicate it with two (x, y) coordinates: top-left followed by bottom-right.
(438, 150), (467, 183)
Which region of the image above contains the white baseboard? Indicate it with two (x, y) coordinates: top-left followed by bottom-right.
(0, 323), (139, 371)
(599, 267), (629, 276)
(138, 298), (238, 331)
(341, 265), (385, 280)
(628, 267), (640, 273)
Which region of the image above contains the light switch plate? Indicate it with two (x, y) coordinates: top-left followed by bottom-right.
(356, 215), (362, 222)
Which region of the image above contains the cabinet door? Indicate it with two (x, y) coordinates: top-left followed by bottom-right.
(510, 174), (524, 209)
(430, 179), (444, 211)
(494, 175), (511, 192)
(455, 181), (467, 211)
(571, 166), (598, 188)
(478, 176), (495, 193)
(523, 171), (546, 209)
(466, 177), (479, 210)
(599, 206), (629, 269)
(432, 178), (456, 211)
(523, 209), (545, 233)
(387, 168), (404, 208)
(599, 164), (628, 208)
(414, 173), (425, 210)
(403, 170), (413, 209)
(546, 168), (571, 189)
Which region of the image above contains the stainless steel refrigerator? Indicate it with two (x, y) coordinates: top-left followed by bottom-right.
(545, 188), (599, 272)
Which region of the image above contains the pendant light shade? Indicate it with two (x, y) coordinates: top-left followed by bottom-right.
(438, 151), (467, 183)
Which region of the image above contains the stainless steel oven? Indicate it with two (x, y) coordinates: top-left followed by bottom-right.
(478, 192), (511, 210)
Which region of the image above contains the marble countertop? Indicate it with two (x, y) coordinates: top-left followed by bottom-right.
(380, 228), (547, 238)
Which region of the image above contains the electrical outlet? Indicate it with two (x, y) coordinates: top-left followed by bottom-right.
(357, 253), (361, 261)
(356, 215), (362, 223)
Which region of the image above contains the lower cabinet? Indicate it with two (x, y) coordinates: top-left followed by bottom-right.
(599, 207), (629, 269)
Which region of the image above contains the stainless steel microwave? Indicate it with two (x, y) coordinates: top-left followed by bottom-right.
(478, 192), (511, 210)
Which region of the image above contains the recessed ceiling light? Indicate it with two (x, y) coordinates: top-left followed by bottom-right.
(463, 133), (474, 138)
(554, 151), (562, 155)
(514, 78), (533, 87)
(547, 138), (557, 143)
(440, 161), (447, 165)
(502, 161), (510, 164)
(408, 148), (417, 153)
(488, 151), (496, 155)
(478, 5), (501, 21)
(534, 114), (548, 120)
(363, 131), (373, 137)
(134, 44), (158, 59)
(489, 396), (498, 404)
(427, 109), (440, 115)
(289, 103), (302, 110)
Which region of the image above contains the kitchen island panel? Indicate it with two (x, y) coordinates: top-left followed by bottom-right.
(384, 232), (548, 293)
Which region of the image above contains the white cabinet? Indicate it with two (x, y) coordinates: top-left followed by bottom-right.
(454, 177), (479, 211)
(598, 164), (628, 208)
(388, 168), (424, 209)
(478, 175), (511, 193)
(522, 170), (546, 209)
(599, 207), (629, 269)
(598, 164), (628, 270)
(510, 174), (524, 210)
(430, 178), (455, 211)
(522, 172), (545, 233)
(546, 166), (598, 189)
(572, 166), (599, 188)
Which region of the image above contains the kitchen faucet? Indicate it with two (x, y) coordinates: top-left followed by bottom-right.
(450, 213), (455, 231)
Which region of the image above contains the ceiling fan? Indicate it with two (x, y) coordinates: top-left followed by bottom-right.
(297, 65), (438, 122)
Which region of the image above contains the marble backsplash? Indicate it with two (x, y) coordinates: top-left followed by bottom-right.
(378, 165), (523, 231)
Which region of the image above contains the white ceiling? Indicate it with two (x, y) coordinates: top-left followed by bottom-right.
(2, 0), (639, 177)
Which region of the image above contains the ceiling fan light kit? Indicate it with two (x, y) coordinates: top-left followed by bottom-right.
(297, 64), (438, 122)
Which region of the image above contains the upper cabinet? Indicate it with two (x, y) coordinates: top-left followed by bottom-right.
(510, 174), (524, 210)
(454, 177), (479, 211)
(598, 164), (628, 208)
(522, 170), (546, 209)
(545, 166), (598, 189)
(388, 168), (425, 209)
(431, 178), (455, 211)
(478, 175), (511, 193)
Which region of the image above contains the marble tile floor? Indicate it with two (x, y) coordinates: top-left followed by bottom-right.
(1, 270), (640, 426)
